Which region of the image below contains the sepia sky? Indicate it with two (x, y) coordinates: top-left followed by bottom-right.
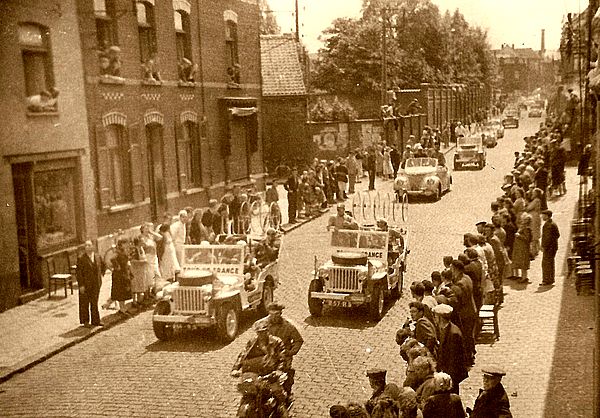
(268, 0), (587, 53)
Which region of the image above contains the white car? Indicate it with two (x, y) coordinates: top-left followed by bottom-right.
(394, 157), (452, 201)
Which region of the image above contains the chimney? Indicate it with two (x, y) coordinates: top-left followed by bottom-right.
(541, 29), (546, 55)
(512, 44), (515, 49)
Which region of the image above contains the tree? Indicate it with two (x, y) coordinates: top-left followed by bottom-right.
(259, 0), (280, 35)
(312, 0), (495, 94)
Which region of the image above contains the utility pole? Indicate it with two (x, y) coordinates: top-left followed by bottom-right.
(381, 7), (388, 108)
(295, 0), (300, 42)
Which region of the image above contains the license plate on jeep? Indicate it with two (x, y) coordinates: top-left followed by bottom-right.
(326, 300), (351, 308)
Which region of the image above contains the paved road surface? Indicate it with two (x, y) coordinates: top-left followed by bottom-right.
(0, 115), (593, 417)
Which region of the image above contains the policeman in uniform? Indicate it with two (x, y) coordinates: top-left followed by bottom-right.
(365, 368), (387, 414)
(254, 302), (303, 403)
(469, 366), (512, 418)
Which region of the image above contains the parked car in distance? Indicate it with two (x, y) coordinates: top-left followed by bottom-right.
(528, 105), (543, 118)
(489, 120), (504, 138)
(454, 136), (486, 170)
(394, 157), (452, 201)
(502, 109), (519, 128)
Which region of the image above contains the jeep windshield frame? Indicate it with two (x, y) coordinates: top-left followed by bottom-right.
(331, 230), (389, 263)
(182, 244), (245, 275)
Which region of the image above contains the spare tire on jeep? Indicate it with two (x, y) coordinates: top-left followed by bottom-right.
(331, 252), (367, 266)
(178, 270), (214, 287)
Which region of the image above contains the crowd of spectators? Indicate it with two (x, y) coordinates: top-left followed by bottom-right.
(328, 112), (573, 417)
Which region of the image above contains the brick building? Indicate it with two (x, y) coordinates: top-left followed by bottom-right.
(0, 0), (265, 311)
(77, 0), (264, 238)
(0, 0), (97, 310)
(260, 33), (308, 171)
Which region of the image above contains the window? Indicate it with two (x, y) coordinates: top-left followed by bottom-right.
(94, 0), (117, 50)
(225, 20), (240, 83)
(136, 1), (157, 64)
(175, 10), (192, 63)
(177, 121), (201, 188)
(104, 124), (132, 204)
(34, 168), (78, 250)
(19, 23), (56, 109)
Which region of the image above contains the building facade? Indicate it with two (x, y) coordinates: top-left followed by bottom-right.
(0, 0), (264, 311)
(76, 0), (264, 239)
(0, 0), (97, 310)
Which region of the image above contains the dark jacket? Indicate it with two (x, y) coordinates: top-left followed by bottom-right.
(436, 322), (469, 386)
(414, 316), (438, 355)
(541, 219), (560, 252)
(423, 391), (466, 418)
(471, 382), (512, 418)
(76, 252), (105, 296)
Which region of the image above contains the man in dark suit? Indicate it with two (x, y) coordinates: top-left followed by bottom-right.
(540, 209), (560, 286)
(432, 304), (468, 395)
(76, 240), (106, 327)
(469, 366), (512, 418)
(365, 149), (376, 191)
(284, 167), (299, 223)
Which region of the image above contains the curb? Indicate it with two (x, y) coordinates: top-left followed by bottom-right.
(0, 306), (149, 384)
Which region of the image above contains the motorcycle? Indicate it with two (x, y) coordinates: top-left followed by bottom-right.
(234, 370), (290, 418)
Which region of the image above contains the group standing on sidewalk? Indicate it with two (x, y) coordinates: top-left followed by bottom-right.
(328, 114), (579, 417)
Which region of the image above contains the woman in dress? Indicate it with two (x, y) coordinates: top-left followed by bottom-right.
(140, 222), (162, 299)
(383, 147), (393, 179)
(512, 213), (533, 283)
(129, 236), (147, 308)
(110, 237), (132, 315)
(526, 188), (543, 259)
(512, 188), (526, 222)
(157, 223), (180, 282)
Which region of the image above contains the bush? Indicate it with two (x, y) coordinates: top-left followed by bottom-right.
(309, 96), (358, 122)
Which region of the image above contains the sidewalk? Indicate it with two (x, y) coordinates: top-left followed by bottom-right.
(459, 167), (595, 417)
(0, 143), (455, 384)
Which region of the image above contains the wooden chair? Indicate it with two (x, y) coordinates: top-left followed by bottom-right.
(46, 251), (74, 298)
(478, 303), (499, 341)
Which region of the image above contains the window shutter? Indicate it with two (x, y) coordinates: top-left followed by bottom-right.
(128, 122), (146, 202)
(174, 121), (188, 192)
(200, 118), (211, 187)
(95, 124), (113, 209)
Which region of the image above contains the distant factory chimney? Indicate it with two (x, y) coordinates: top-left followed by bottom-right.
(541, 29), (546, 56)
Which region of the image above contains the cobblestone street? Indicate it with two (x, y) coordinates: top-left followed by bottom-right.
(0, 116), (594, 417)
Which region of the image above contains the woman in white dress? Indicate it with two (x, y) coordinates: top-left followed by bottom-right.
(140, 222), (162, 299)
(157, 223), (180, 282)
(383, 147), (393, 179)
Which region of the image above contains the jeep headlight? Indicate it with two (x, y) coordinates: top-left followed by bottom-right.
(357, 271), (367, 282)
(318, 268), (329, 279)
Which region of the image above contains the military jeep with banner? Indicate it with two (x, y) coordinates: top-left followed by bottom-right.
(454, 135), (486, 170)
(152, 242), (278, 342)
(308, 229), (406, 321)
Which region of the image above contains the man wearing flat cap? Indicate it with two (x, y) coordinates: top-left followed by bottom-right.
(540, 210), (560, 286)
(469, 366), (512, 417)
(365, 369), (387, 414)
(254, 302), (303, 400)
(432, 304), (469, 395)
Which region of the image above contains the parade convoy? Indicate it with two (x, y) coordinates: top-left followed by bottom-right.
(152, 238), (278, 342)
(394, 157), (452, 201)
(308, 228), (408, 321)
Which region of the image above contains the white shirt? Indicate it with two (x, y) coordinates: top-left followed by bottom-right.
(170, 220), (186, 245)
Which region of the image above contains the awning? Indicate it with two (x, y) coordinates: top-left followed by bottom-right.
(229, 107), (258, 117)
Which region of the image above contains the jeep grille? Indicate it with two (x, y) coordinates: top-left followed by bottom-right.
(327, 267), (361, 292)
(173, 287), (207, 314)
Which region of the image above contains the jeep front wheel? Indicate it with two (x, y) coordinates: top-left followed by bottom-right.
(153, 301), (174, 341)
(217, 302), (239, 343)
(308, 279), (323, 316)
(369, 284), (385, 321)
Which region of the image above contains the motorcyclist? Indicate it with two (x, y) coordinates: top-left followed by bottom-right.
(231, 321), (288, 414)
(254, 302), (303, 405)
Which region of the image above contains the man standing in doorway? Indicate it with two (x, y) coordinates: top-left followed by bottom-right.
(540, 209), (560, 286)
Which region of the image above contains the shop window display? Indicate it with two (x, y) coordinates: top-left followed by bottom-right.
(34, 169), (77, 250)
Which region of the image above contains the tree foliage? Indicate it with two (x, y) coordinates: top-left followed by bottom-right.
(312, 0), (495, 95)
(259, 0), (281, 35)
(309, 96), (359, 121)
